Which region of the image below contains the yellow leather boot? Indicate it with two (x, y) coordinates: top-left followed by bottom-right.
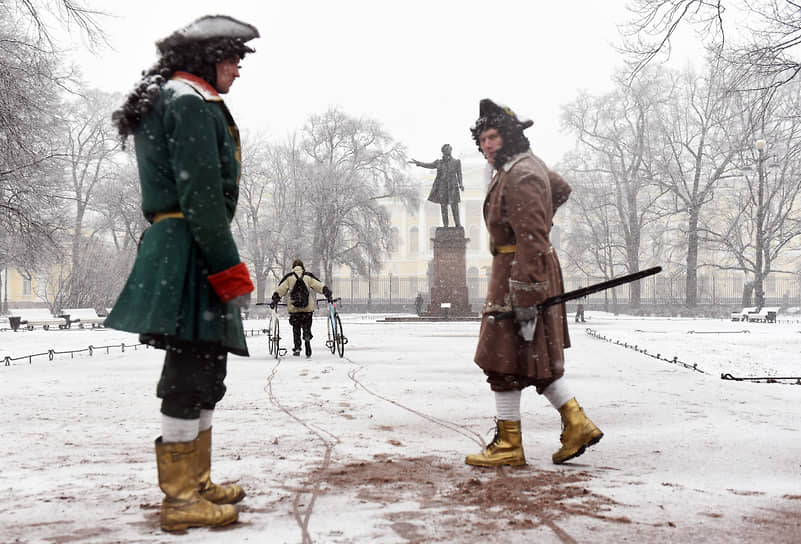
(465, 420), (526, 467)
(197, 427), (246, 504)
(155, 437), (238, 532)
(552, 398), (603, 464)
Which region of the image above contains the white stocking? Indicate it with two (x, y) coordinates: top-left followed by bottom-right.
(494, 389), (522, 421)
(543, 377), (573, 410)
(161, 414), (199, 443)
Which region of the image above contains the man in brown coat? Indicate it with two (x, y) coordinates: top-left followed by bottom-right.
(465, 98), (603, 467)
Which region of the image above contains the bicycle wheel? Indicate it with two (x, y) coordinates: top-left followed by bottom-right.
(326, 312), (336, 354)
(271, 315), (281, 359)
(335, 313), (345, 357)
(266, 316), (275, 355)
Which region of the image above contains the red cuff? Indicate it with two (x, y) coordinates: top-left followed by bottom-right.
(207, 262), (254, 302)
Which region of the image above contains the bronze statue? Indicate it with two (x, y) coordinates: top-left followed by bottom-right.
(410, 144), (464, 227)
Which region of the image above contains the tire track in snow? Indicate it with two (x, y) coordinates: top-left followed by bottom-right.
(264, 359), (340, 544)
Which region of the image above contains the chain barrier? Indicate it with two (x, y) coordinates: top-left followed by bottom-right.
(585, 328), (801, 385)
(585, 328), (706, 374)
(3, 343), (148, 366)
(2, 329), (265, 367)
(721, 373), (801, 385)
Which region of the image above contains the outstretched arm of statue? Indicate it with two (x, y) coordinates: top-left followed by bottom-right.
(411, 159), (438, 169)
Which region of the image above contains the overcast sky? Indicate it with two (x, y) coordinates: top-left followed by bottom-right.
(68, 1), (684, 166)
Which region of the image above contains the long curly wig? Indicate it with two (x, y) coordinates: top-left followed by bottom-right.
(470, 113), (531, 169)
(112, 37), (254, 143)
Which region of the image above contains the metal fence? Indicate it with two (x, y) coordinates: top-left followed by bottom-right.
(329, 273), (801, 310)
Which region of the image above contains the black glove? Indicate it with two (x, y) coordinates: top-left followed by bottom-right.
(270, 292), (280, 309)
(322, 286), (333, 301)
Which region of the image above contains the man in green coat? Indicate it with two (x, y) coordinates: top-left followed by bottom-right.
(107, 15), (258, 533)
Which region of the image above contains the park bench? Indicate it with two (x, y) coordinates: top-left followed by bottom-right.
(731, 307), (758, 321)
(59, 308), (106, 328)
(8, 308), (70, 331)
(747, 306), (780, 323)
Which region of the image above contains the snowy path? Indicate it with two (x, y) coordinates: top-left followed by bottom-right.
(1, 313), (799, 543)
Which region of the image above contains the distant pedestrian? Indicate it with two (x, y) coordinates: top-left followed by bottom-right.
(414, 293), (425, 315)
(466, 98), (603, 468)
(270, 259), (332, 357)
(106, 15), (259, 532)
(575, 294), (586, 323)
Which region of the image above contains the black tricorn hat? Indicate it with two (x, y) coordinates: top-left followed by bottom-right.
(157, 15), (260, 53)
(478, 98), (533, 130)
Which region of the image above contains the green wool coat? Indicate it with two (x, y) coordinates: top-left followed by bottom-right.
(105, 74), (249, 356)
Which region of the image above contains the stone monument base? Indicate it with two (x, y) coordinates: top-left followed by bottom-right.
(420, 226), (476, 318)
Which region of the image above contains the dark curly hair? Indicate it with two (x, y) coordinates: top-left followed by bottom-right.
(112, 38), (254, 143)
(470, 114), (531, 168)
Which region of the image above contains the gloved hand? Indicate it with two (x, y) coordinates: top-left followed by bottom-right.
(514, 306), (538, 341)
(229, 292), (251, 309)
(270, 292), (280, 309)
(322, 286), (333, 302)
(269, 300), (277, 310)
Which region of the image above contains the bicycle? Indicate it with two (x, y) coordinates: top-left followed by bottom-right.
(321, 297), (347, 357)
(258, 304), (287, 359)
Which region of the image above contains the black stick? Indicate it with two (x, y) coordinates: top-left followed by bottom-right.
(488, 266), (662, 323)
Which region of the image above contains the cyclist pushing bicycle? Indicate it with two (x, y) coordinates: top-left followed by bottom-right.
(270, 259), (333, 357)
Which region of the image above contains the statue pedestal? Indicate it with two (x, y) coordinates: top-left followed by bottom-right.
(423, 227), (475, 318)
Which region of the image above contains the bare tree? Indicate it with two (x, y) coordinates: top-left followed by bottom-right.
(559, 152), (627, 312)
(92, 150), (147, 253)
(648, 59), (751, 306)
(0, 1), (106, 309)
(299, 108), (418, 284)
(57, 89), (121, 309)
(621, 0), (801, 88)
(561, 72), (669, 306)
(234, 133), (306, 302)
(703, 81), (801, 307)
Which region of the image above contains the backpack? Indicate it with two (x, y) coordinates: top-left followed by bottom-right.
(289, 273), (310, 308)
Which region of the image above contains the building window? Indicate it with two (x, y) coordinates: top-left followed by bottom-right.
(409, 226), (419, 255)
(22, 277), (32, 295)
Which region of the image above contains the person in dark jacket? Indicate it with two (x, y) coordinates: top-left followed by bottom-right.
(270, 259), (332, 357)
(105, 15), (258, 532)
(465, 99), (602, 468)
(410, 143), (464, 227)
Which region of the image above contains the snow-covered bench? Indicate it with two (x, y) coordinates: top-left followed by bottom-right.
(60, 308), (106, 328)
(9, 308), (70, 331)
(747, 306), (780, 323)
(731, 307), (758, 321)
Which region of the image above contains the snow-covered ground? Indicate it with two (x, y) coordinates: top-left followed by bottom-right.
(1, 312), (800, 543)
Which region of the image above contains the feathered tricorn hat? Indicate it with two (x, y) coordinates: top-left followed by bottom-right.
(477, 98), (533, 130)
(156, 14), (259, 54)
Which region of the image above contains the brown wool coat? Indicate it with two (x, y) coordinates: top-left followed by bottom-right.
(474, 151), (572, 381)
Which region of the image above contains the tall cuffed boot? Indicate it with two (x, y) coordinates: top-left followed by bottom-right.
(155, 437), (238, 532)
(197, 428), (246, 505)
(465, 420), (526, 467)
(552, 398), (603, 464)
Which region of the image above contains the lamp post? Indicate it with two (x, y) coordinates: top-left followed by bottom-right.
(754, 139), (767, 308)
